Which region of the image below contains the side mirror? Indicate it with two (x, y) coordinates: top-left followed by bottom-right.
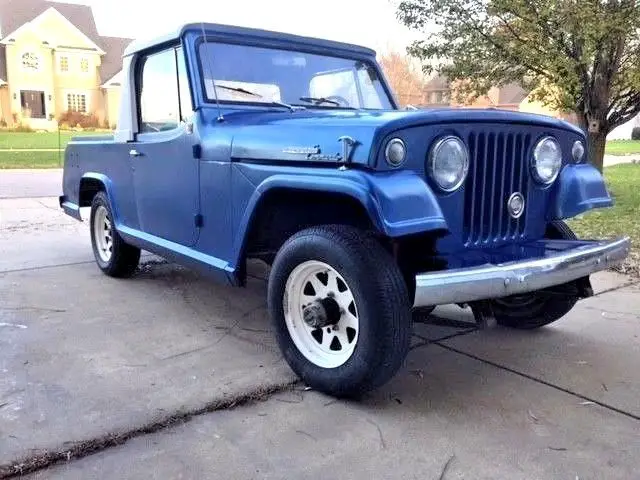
(405, 105), (418, 111)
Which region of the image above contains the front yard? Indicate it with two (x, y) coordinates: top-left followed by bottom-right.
(0, 151), (65, 169)
(569, 163), (640, 276)
(605, 140), (640, 156)
(0, 130), (98, 150)
(0, 130), (104, 168)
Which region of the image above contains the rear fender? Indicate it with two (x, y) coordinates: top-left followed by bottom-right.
(75, 173), (117, 222)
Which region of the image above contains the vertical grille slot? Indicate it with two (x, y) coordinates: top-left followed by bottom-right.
(464, 129), (530, 246)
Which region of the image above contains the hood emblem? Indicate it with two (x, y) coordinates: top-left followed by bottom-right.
(338, 136), (356, 164)
(283, 145), (321, 155)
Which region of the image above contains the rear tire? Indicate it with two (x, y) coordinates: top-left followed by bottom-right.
(268, 225), (411, 398)
(492, 220), (578, 329)
(90, 192), (140, 278)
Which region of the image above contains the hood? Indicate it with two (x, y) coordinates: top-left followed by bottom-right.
(217, 108), (583, 167)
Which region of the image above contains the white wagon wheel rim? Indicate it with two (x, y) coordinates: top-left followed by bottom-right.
(94, 205), (113, 263)
(284, 260), (359, 368)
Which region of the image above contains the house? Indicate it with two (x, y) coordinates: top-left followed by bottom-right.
(419, 75), (450, 108)
(422, 74), (638, 139)
(0, 0), (131, 130)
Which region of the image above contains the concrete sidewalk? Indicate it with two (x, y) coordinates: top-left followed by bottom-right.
(1, 196), (639, 479)
(604, 153), (640, 166)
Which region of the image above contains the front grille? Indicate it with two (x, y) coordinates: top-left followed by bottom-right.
(464, 131), (531, 246)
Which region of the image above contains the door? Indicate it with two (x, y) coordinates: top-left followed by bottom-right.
(131, 46), (199, 247)
(20, 90), (45, 118)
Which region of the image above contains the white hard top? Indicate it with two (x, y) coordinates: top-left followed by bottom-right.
(123, 22), (376, 57)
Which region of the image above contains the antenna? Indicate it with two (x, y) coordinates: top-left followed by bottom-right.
(199, 22), (223, 122)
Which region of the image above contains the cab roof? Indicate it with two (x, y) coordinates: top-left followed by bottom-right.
(123, 22), (377, 58)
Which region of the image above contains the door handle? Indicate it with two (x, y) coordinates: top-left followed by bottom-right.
(129, 149), (142, 157)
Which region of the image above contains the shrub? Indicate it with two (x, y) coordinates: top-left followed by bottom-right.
(0, 118), (7, 128)
(13, 123), (34, 132)
(632, 127), (640, 141)
(58, 110), (101, 129)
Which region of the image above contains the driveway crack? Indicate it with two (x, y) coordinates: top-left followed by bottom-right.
(0, 380), (299, 479)
(435, 342), (640, 422)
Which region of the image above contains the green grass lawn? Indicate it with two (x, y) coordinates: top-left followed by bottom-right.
(569, 163), (640, 276)
(0, 130), (99, 150)
(0, 151), (63, 169)
(605, 140), (640, 156)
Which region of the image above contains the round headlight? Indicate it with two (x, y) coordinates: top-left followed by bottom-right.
(532, 136), (562, 184)
(428, 136), (469, 192)
(572, 140), (585, 163)
(385, 138), (406, 167)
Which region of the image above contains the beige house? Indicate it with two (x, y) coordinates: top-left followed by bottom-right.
(0, 0), (131, 130)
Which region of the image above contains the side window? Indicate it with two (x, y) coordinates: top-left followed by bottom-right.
(176, 47), (192, 122)
(139, 49), (180, 133)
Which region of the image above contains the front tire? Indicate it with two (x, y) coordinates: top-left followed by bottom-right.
(492, 221), (578, 329)
(268, 225), (411, 398)
(90, 192), (140, 278)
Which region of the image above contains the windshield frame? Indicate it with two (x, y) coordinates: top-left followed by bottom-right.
(194, 36), (398, 111)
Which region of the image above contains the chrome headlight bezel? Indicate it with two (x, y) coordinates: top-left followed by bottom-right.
(428, 135), (470, 192)
(531, 136), (562, 184)
(384, 138), (407, 167)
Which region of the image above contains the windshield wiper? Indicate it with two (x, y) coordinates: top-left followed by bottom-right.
(299, 96), (341, 106)
(213, 84), (303, 112)
(215, 84), (261, 98)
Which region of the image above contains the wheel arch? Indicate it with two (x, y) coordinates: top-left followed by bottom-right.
(79, 175), (107, 207)
(77, 173), (120, 221)
(239, 186), (378, 265)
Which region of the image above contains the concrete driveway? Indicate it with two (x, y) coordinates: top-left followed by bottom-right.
(1, 172), (639, 479)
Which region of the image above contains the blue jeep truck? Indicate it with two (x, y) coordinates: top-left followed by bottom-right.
(59, 23), (630, 397)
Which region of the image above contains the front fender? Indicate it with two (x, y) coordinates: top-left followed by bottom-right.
(550, 164), (613, 219)
(234, 166), (447, 259)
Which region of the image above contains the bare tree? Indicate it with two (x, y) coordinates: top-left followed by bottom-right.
(378, 51), (430, 107)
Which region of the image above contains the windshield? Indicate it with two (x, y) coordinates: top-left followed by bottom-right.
(198, 42), (394, 110)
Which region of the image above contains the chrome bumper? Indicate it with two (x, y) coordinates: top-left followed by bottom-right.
(413, 237), (630, 307)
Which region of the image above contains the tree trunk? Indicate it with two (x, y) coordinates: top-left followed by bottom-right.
(587, 130), (607, 173)
(576, 110), (607, 173)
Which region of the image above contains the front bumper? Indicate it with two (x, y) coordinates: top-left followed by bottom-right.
(413, 237), (630, 307)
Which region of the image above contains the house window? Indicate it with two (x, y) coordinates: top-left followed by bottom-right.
(80, 58), (89, 73)
(60, 56), (69, 72)
(67, 93), (87, 113)
(22, 52), (39, 71)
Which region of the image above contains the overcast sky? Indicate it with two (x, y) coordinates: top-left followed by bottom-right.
(55, 0), (420, 54)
